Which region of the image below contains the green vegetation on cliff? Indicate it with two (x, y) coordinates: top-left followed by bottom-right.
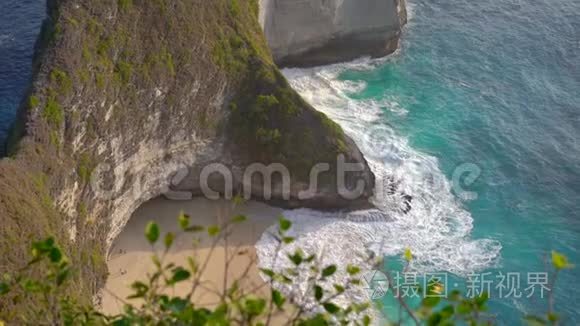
(1, 215), (573, 325)
(206, 0), (349, 179)
(0, 0), (365, 321)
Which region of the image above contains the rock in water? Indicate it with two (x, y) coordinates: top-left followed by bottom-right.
(260, 0), (408, 67)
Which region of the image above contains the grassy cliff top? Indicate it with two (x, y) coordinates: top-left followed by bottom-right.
(0, 0), (370, 321)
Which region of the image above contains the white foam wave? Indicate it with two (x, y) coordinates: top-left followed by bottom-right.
(256, 58), (501, 308)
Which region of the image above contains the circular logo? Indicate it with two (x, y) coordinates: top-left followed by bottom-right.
(362, 270), (390, 300)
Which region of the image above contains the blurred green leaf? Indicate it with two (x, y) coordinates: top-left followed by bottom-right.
(279, 216), (291, 232)
(449, 289), (462, 301)
(302, 314), (328, 326)
(243, 297), (266, 316)
(145, 221), (160, 244)
(323, 302), (340, 314)
(128, 281), (148, 299)
(22, 280), (43, 293)
(457, 301), (472, 314)
(233, 194), (245, 206)
(207, 225), (220, 237)
(151, 255), (161, 268)
(440, 305), (454, 319)
(275, 274), (293, 284)
(169, 267), (191, 284)
(353, 302), (370, 313)
(363, 315), (371, 326)
(272, 289), (285, 309)
(475, 292), (489, 308)
(523, 315), (547, 326)
(178, 212), (189, 230)
(187, 257), (198, 274)
(186, 225), (204, 232)
(260, 268), (275, 278)
(427, 312), (442, 326)
(56, 267), (69, 286)
(166, 297), (189, 313)
(164, 232), (175, 249)
(422, 296), (441, 308)
(288, 252), (303, 266)
(49, 247), (62, 263)
(322, 265), (337, 278)
(333, 284), (345, 294)
(314, 285), (323, 301)
(552, 250), (573, 270)
(228, 280), (239, 298)
(232, 214), (247, 223)
(346, 264), (360, 275)
(0, 282), (10, 295)
(404, 247), (413, 262)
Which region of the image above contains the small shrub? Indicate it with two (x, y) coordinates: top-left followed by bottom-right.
(95, 72), (106, 89)
(254, 94), (279, 113)
(77, 153), (94, 184)
(50, 69), (72, 94)
(256, 127), (281, 145)
(43, 96), (63, 126)
(49, 130), (60, 149)
(78, 69), (90, 84)
(28, 95), (39, 108)
(115, 61), (132, 85)
(81, 42), (92, 61)
(96, 37), (112, 57)
(0, 210), (573, 325)
(160, 48), (175, 76)
(230, 0), (241, 17)
(118, 0), (133, 11)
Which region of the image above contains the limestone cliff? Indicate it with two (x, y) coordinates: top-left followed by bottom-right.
(260, 0), (407, 67)
(0, 0), (375, 317)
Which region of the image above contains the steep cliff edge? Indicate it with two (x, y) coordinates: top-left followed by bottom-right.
(0, 0), (375, 317)
(260, 0), (407, 67)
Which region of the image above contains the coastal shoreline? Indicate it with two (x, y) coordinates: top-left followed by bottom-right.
(100, 197), (284, 315)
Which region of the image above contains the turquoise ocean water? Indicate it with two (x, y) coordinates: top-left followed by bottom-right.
(271, 0), (579, 323)
(2, 0), (579, 323)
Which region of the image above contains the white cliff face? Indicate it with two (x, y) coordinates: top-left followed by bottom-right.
(260, 0), (407, 67)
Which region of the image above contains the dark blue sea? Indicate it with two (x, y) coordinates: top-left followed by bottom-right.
(0, 0), (45, 150)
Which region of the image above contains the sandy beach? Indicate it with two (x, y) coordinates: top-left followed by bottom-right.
(101, 197), (284, 316)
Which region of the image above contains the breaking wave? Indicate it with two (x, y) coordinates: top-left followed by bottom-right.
(255, 58), (501, 306)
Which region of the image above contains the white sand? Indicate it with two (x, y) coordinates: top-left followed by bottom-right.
(100, 197), (285, 316)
